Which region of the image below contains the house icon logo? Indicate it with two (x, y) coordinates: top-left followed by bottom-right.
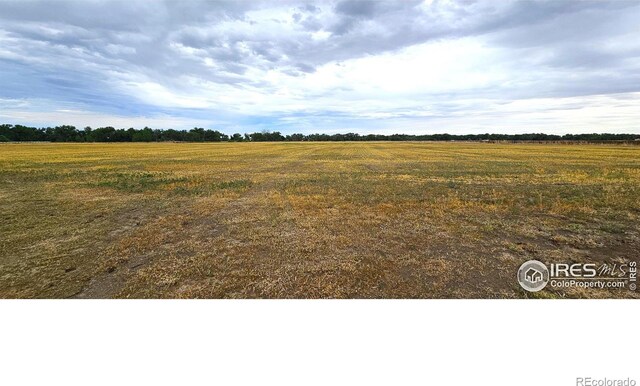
(525, 267), (543, 283)
(517, 260), (549, 292)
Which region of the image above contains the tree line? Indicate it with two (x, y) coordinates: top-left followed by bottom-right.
(1, 124), (639, 143)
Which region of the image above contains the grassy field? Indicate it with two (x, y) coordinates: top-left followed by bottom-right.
(1, 142), (639, 298)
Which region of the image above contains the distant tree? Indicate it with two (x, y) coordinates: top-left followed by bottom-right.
(248, 132), (265, 141)
(2, 122), (640, 142)
(126, 128), (137, 141)
(80, 126), (92, 142)
(161, 129), (184, 141)
(0, 135), (10, 142)
(270, 131), (285, 141)
(188, 127), (205, 142)
(307, 133), (330, 141)
(91, 127), (116, 142)
(0, 124), (14, 141)
(249, 130), (285, 141)
(132, 127), (154, 142)
(12, 125), (44, 141)
(203, 129), (227, 142)
(287, 133), (305, 141)
(48, 125), (78, 142)
(110, 128), (130, 142)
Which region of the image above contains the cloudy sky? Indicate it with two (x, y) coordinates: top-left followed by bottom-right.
(1, 0), (639, 134)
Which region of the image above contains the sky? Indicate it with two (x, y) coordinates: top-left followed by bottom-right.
(1, 0), (640, 135)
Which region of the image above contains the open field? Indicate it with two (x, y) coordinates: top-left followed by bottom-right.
(1, 142), (639, 298)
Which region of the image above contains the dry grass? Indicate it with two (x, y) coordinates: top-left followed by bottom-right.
(1, 142), (639, 298)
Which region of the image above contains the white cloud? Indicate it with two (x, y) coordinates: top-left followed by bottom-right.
(1, 0), (640, 133)
(0, 108), (210, 130)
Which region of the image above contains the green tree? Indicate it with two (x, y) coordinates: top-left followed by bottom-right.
(287, 133), (304, 141)
(132, 127), (154, 142)
(91, 127), (116, 142)
(188, 127), (205, 142)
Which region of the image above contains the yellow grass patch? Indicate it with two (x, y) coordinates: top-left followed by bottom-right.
(1, 142), (639, 298)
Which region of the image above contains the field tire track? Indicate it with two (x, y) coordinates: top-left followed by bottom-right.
(71, 146), (315, 299)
